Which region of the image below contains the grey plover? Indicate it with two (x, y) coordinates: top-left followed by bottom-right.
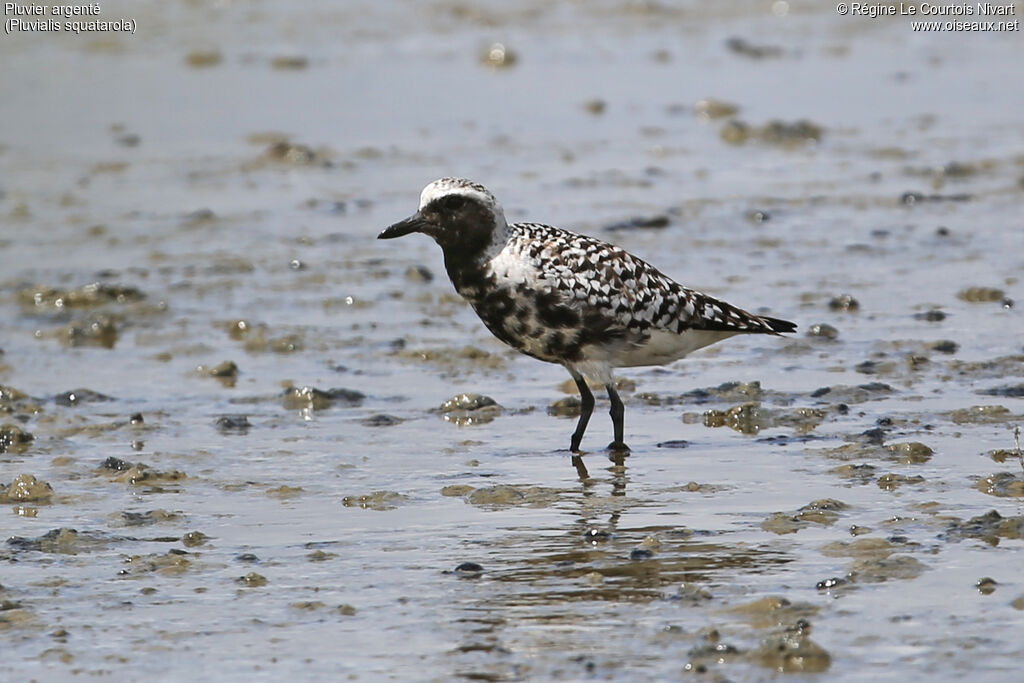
(379, 178), (796, 453)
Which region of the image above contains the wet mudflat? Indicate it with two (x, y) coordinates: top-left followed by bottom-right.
(2, 1), (1023, 680)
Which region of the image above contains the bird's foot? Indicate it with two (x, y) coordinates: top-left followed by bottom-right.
(606, 441), (631, 454)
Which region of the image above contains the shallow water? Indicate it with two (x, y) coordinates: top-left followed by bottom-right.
(2, 0), (1023, 680)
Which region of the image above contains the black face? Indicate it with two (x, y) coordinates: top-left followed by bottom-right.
(378, 193), (496, 255)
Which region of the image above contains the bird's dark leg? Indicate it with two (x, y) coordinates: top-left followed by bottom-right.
(606, 383), (630, 453)
(569, 370), (595, 453)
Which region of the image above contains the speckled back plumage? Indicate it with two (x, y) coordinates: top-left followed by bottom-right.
(448, 221), (792, 380)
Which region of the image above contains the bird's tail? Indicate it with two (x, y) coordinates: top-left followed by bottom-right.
(759, 316), (797, 334)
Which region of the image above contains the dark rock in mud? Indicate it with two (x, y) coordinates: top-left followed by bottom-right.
(688, 380), (764, 405)
(440, 485), (474, 497)
(806, 323), (838, 340)
(282, 386), (365, 411)
(943, 510), (1024, 545)
(694, 98), (739, 120)
(827, 462), (876, 483)
(182, 531), (209, 548)
(989, 448), (1024, 465)
(725, 36), (783, 59)
(848, 555), (926, 583)
(266, 485), (304, 498)
(914, 309), (947, 322)
(930, 339), (958, 353)
(949, 355), (1024, 379)
(957, 286), (1005, 303)
(761, 499), (848, 534)
(1, 384), (43, 416)
(673, 583), (713, 605)
(855, 359), (894, 375)
(465, 484), (560, 509)
(877, 473), (926, 491)
(262, 140), (330, 166)
(290, 601), (326, 612)
(900, 191), (972, 205)
(341, 490), (406, 511)
(6, 528), (114, 554)
(101, 456), (134, 471)
(114, 509), (179, 527)
(830, 463), (877, 484)
(270, 55), (309, 70)
(604, 215), (671, 231)
(237, 572), (268, 587)
(755, 628), (832, 673)
(404, 264), (433, 282)
(685, 641), (744, 674)
(547, 396), (581, 417)
(103, 459), (186, 487)
(886, 442), (933, 463)
(185, 49), (222, 68)
(975, 472), (1024, 498)
(0, 424), (33, 453)
(216, 414), (251, 434)
(828, 294), (859, 312)
(720, 118), (823, 146)
(124, 552), (191, 576)
(703, 403), (825, 435)
(760, 119), (824, 145)
(55, 388), (113, 406)
(815, 577), (849, 591)
(640, 380), (765, 408)
(810, 382), (894, 404)
(361, 414), (403, 427)
(198, 360), (239, 379)
(63, 313), (120, 348)
(719, 119), (752, 144)
(583, 98), (606, 115)
(977, 383), (1024, 398)
(20, 282), (145, 310)
(703, 403), (763, 434)
(821, 538), (900, 560)
(656, 440), (690, 449)
(305, 548), (333, 561)
(726, 596), (820, 629)
(949, 405), (1015, 425)
(452, 561), (484, 578)
(183, 208), (216, 226)
(437, 393), (503, 426)
(976, 577), (998, 595)
(0, 474), (53, 503)
(629, 548), (654, 560)
(856, 428), (888, 448)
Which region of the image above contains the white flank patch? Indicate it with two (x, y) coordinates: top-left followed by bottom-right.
(487, 244), (552, 290)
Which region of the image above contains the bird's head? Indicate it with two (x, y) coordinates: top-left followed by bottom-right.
(378, 178), (506, 254)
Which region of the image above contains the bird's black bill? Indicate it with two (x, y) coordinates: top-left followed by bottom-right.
(378, 212), (429, 240)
